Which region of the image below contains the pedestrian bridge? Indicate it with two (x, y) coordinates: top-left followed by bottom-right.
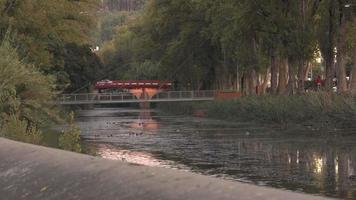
(58, 90), (216, 105)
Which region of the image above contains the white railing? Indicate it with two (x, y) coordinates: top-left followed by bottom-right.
(58, 91), (217, 105)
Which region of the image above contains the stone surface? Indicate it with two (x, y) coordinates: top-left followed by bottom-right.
(0, 138), (332, 200)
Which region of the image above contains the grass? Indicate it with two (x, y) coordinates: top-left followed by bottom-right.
(158, 92), (356, 128)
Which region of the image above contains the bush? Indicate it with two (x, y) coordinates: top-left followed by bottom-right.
(1, 115), (43, 145)
(205, 93), (356, 124)
(0, 35), (58, 145)
(58, 112), (82, 153)
(159, 93), (356, 126)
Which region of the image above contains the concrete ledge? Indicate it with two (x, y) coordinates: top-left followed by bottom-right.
(0, 138), (331, 200)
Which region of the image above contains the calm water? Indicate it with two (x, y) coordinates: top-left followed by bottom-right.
(76, 108), (356, 199)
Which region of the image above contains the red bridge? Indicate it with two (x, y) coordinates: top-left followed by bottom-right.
(58, 80), (241, 106)
(95, 80), (173, 90)
(94, 80), (173, 104)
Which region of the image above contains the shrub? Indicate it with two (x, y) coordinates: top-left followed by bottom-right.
(0, 35), (58, 145)
(58, 112), (82, 153)
(1, 115), (43, 145)
(159, 92), (356, 126)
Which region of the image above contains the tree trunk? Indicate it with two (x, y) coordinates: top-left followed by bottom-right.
(242, 73), (249, 96)
(325, 55), (335, 91)
(350, 47), (356, 93)
(286, 60), (297, 95)
(349, 14), (356, 93)
(248, 69), (257, 96)
(322, 1), (336, 92)
(261, 68), (270, 95)
(277, 58), (288, 95)
(236, 64), (241, 92)
(336, 23), (348, 93)
(271, 56), (278, 95)
(297, 60), (306, 94)
(304, 62), (311, 80)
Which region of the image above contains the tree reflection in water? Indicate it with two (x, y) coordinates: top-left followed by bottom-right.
(219, 140), (356, 199)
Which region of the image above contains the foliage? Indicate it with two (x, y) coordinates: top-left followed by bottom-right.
(100, 0), (218, 89)
(159, 93), (356, 126)
(62, 43), (105, 93)
(0, 1), (103, 148)
(0, 37), (56, 144)
(59, 112), (82, 153)
(1, 115), (43, 145)
(99, 0), (356, 93)
(0, 39), (84, 151)
(97, 11), (132, 44)
(207, 93), (356, 125)
(0, 0), (102, 92)
(101, 0), (146, 11)
(123, 60), (161, 80)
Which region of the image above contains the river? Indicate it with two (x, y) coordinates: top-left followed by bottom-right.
(75, 107), (356, 199)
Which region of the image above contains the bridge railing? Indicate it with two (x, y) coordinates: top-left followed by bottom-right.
(58, 90), (217, 105)
(59, 92), (135, 103)
(152, 90), (216, 100)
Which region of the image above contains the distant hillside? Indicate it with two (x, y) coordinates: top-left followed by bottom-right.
(101, 0), (146, 11)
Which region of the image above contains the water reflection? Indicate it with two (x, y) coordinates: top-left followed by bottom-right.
(129, 111), (159, 132)
(77, 108), (356, 199)
(96, 144), (169, 167)
(223, 140), (356, 198)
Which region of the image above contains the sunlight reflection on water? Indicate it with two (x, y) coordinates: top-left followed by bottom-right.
(96, 144), (169, 167)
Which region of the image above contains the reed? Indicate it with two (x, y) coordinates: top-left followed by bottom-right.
(158, 93), (356, 126)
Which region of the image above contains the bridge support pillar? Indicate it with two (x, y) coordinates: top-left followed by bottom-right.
(129, 88), (160, 109)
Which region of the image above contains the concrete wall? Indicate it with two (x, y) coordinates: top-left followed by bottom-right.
(0, 138), (331, 200)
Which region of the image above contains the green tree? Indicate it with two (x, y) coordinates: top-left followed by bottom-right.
(98, 0), (356, 96)
(62, 43), (105, 93)
(0, 0), (101, 91)
(0, 36), (56, 144)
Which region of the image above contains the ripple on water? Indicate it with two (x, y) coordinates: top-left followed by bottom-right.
(77, 108), (356, 200)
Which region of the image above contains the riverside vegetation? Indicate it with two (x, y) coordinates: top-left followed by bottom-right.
(158, 93), (356, 131)
(0, 1), (109, 150)
(0, 0), (101, 152)
(0, 38), (83, 152)
(1, 0), (356, 149)
(101, 0), (356, 131)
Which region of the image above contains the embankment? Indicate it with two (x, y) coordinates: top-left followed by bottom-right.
(158, 93), (356, 131)
(0, 138), (330, 200)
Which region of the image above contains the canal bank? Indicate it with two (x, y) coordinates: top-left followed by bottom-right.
(0, 138), (331, 200)
(157, 93), (356, 132)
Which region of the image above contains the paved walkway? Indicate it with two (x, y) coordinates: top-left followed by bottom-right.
(0, 138), (332, 200)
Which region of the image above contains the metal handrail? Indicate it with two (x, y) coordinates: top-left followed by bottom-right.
(58, 90), (217, 105)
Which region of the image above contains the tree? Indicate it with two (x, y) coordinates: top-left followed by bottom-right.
(102, 0), (146, 11)
(350, 13), (356, 92)
(0, 0), (100, 91)
(0, 37), (57, 143)
(62, 43), (105, 93)
(98, 0), (355, 96)
(317, 0), (338, 91)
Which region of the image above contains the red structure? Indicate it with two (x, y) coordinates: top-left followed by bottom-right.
(95, 80), (172, 90)
(94, 80), (173, 108)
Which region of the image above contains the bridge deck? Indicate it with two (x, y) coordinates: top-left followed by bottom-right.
(58, 91), (216, 105)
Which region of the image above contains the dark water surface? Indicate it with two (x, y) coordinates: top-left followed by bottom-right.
(76, 108), (356, 199)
